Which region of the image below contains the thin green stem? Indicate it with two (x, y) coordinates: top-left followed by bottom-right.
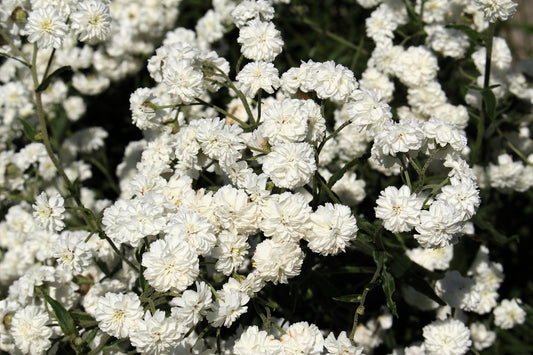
(42, 48), (56, 82)
(0, 29), (30, 65)
(472, 23), (495, 165)
(194, 97), (249, 128)
(29, 44), (139, 273)
(317, 119), (353, 155)
(400, 156), (413, 191)
(256, 89), (262, 125)
(350, 228), (384, 343)
(496, 128), (533, 167)
(210, 65), (256, 125)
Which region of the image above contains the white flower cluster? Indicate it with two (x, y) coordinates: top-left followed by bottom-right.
(0, 0), (532, 354)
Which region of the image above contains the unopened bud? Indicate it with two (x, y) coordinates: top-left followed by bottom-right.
(10, 7), (28, 25)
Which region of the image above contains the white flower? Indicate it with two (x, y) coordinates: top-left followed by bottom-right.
(196, 9), (224, 44)
(70, 0), (111, 43)
(375, 185), (423, 234)
(437, 179), (480, 221)
(406, 245), (453, 271)
(32, 191), (65, 232)
(162, 58), (205, 104)
(54, 231), (93, 274)
(263, 142), (316, 189)
(305, 203), (358, 256)
(423, 318), (471, 355)
(474, 0), (518, 22)
(142, 238), (199, 293)
(236, 61), (280, 98)
(232, 0), (275, 28)
(213, 185), (260, 235)
(493, 298), (526, 329)
(207, 288), (250, 327)
(194, 117), (246, 165)
(130, 310), (183, 355)
(312, 61), (359, 103)
(252, 239), (303, 284)
(260, 98), (309, 144)
(165, 209), (217, 256)
(487, 154), (524, 190)
(212, 230), (250, 275)
(280, 322), (324, 355)
(470, 322), (496, 351)
(346, 89), (393, 138)
(238, 19), (283, 62)
(423, 117), (467, 152)
(371, 119), (425, 165)
(10, 305), (52, 355)
(25, 6), (68, 49)
(129, 87), (162, 130)
(366, 4), (398, 43)
(94, 292), (143, 338)
(260, 191), (312, 243)
(102, 196), (167, 248)
(233, 325), (284, 354)
(170, 281), (212, 327)
(396, 46), (439, 88)
(435, 270), (481, 311)
(324, 331), (364, 355)
(414, 200), (464, 249)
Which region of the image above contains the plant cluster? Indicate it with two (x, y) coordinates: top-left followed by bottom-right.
(0, 0), (532, 354)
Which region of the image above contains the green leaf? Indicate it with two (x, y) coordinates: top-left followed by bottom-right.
(382, 268), (398, 317)
(84, 327), (99, 346)
(139, 264), (148, 292)
(327, 157), (358, 188)
(481, 89), (497, 121)
(472, 215), (508, 244)
(446, 24), (483, 45)
(332, 294), (362, 303)
(40, 290), (77, 336)
(36, 65), (71, 92)
(17, 118), (41, 143)
(71, 312), (98, 328)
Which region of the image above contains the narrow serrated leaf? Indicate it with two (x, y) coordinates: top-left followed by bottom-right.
(17, 118), (40, 142)
(382, 269), (398, 317)
(36, 65), (71, 92)
(41, 291), (77, 336)
(328, 157), (358, 188)
(332, 294), (362, 303)
(481, 89), (497, 121)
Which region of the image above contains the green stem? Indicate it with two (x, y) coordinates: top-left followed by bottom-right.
(211, 65), (256, 125)
(496, 128), (533, 167)
(194, 97), (249, 128)
(317, 119), (353, 155)
(472, 23), (495, 165)
(349, 228), (384, 343)
(400, 156), (413, 191)
(0, 29), (30, 65)
(42, 48), (56, 82)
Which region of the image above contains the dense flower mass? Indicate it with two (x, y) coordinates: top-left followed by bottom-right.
(0, 0), (531, 353)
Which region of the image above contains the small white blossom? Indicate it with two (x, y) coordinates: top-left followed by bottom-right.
(32, 192), (65, 232)
(25, 6), (68, 49)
